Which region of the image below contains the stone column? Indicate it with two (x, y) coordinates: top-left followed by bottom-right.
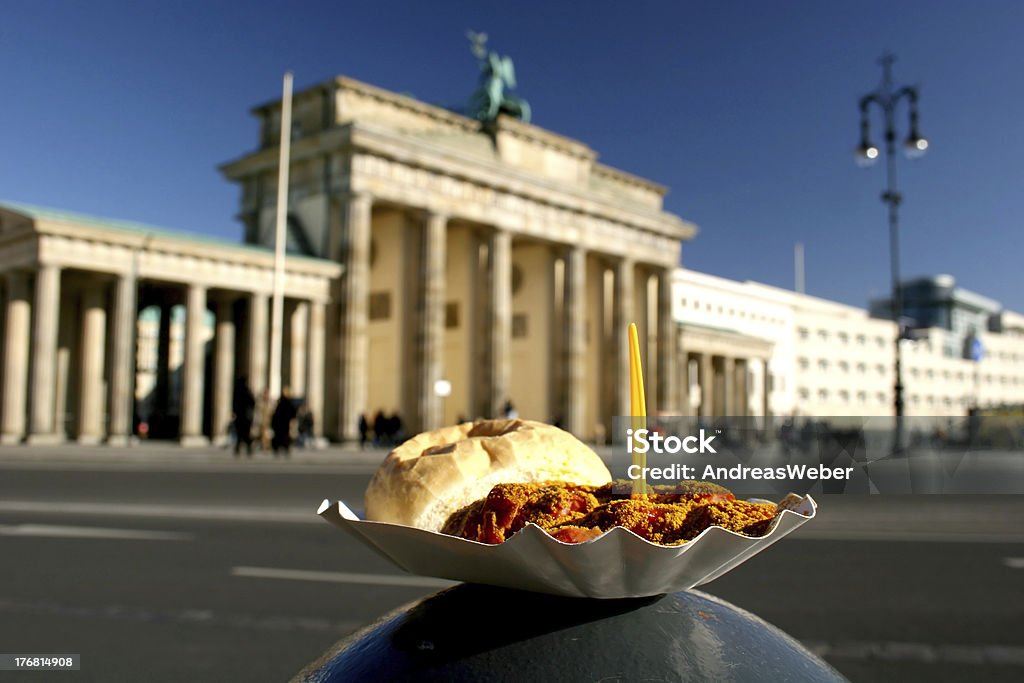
(339, 193), (372, 440)
(735, 358), (749, 417)
(722, 356), (736, 416)
(77, 286), (107, 444)
(289, 300), (309, 397)
(762, 358), (772, 428)
(212, 299), (235, 445)
(307, 300), (326, 443)
(699, 353), (714, 417)
(418, 212), (447, 431)
(28, 264), (61, 443)
(488, 229), (512, 418)
(613, 258), (634, 420)
(248, 292), (269, 396)
(180, 284), (208, 446)
(563, 246), (586, 436)
(657, 268), (677, 414)
(107, 274), (136, 445)
(1, 272), (31, 443)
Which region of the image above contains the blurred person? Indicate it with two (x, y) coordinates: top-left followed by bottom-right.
(232, 376), (256, 457)
(502, 399), (518, 419)
(358, 413), (369, 449)
(271, 387), (299, 457)
(297, 402), (314, 448)
(373, 409), (387, 447)
(388, 410), (404, 444)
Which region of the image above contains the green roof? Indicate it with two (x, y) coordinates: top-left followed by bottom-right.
(0, 199), (261, 250)
(0, 198), (342, 267)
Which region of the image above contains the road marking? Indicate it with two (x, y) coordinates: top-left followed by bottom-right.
(0, 501), (318, 524)
(231, 566), (455, 588)
(795, 529), (1024, 544)
(1004, 557), (1024, 568)
(803, 639), (1024, 666)
(0, 460), (378, 475)
(0, 523), (193, 541)
(0, 596), (361, 634)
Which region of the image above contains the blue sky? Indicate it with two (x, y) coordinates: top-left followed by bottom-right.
(3, 1), (1022, 310)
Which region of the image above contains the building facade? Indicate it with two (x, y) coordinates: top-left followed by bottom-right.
(674, 269), (1024, 420)
(0, 203), (339, 445)
(220, 76), (696, 441)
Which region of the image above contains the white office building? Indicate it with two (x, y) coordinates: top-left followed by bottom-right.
(674, 269), (1024, 419)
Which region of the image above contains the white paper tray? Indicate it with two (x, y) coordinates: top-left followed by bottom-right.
(317, 495), (815, 599)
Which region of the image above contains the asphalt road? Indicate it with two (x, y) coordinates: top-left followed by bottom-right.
(0, 453), (1022, 682)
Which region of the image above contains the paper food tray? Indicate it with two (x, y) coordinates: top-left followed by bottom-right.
(317, 494), (816, 599)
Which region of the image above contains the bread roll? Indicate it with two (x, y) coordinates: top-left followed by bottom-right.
(365, 419), (612, 531)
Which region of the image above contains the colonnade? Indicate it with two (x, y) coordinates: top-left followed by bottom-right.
(333, 194), (679, 442)
(0, 265), (331, 446)
(684, 351), (772, 419)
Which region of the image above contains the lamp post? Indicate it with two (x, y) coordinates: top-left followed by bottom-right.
(855, 53), (928, 454)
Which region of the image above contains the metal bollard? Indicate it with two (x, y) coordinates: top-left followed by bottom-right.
(293, 583), (847, 682)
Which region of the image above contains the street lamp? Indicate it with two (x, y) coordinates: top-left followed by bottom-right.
(855, 52), (928, 453)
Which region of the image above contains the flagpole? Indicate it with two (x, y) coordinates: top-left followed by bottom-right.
(269, 71), (293, 401)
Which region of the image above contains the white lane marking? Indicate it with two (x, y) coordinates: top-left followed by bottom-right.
(0, 523), (193, 541)
(794, 529), (1024, 544)
(803, 640), (1024, 666)
(0, 501), (318, 524)
(0, 460), (377, 475)
(1004, 557), (1024, 568)
(231, 566), (455, 588)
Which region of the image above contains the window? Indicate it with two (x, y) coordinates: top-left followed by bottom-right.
(369, 292), (391, 320)
(817, 329), (829, 341)
(512, 313), (528, 338)
(798, 357), (809, 370)
(857, 391), (867, 404)
(876, 364), (886, 375)
(838, 361), (849, 372)
(798, 387), (810, 400)
(856, 362), (866, 374)
(818, 388), (829, 401)
(838, 390), (850, 403)
(876, 392), (887, 404)
(876, 336), (886, 348)
(856, 334), (866, 345)
(445, 302), (460, 329)
(818, 359), (829, 371)
(798, 327), (809, 340)
(838, 332), (849, 344)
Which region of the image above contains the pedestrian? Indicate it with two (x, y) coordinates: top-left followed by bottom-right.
(373, 410), (387, 447)
(502, 399), (518, 419)
(358, 414), (369, 449)
(232, 376), (256, 457)
(388, 410), (403, 444)
(271, 387), (299, 457)
(297, 403), (314, 448)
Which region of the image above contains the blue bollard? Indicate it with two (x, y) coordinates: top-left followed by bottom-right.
(294, 583), (847, 682)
